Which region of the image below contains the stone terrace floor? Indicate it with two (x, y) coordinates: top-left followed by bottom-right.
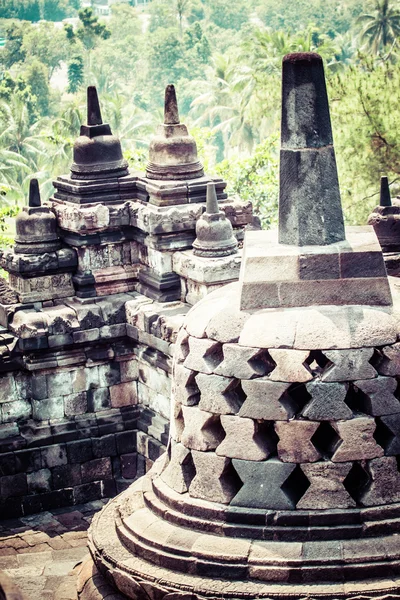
(0, 499), (109, 599)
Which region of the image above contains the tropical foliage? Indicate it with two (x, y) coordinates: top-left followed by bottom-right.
(0, 0), (399, 241)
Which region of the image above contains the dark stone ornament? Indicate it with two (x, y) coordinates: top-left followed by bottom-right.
(146, 84), (204, 181)
(279, 52), (345, 246)
(14, 179), (61, 255)
(71, 86), (129, 180)
(368, 176), (400, 254)
(192, 183), (238, 257)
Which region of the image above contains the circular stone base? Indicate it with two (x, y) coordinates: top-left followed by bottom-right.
(85, 472), (400, 600)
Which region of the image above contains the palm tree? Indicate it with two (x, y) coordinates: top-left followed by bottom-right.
(357, 0), (400, 56)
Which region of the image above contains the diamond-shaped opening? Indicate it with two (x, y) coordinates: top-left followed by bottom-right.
(181, 449), (196, 489)
(281, 464), (310, 506)
(374, 417), (395, 453)
(280, 383), (311, 417)
(343, 461), (370, 504)
(225, 379), (246, 414)
(225, 459), (244, 497)
(344, 383), (369, 415)
(369, 348), (386, 374)
(204, 343), (224, 371)
(248, 349), (276, 377)
(178, 335), (190, 362)
(395, 379), (400, 401)
(205, 414), (226, 446)
(311, 422), (341, 458)
(257, 421), (279, 457)
(306, 350), (331, 376)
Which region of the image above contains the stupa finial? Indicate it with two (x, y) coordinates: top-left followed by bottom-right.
(380, 175), (392, 207)
(87, 86), (103, 126)
(164, 84), (180, 125)
(29, 178), (41, 208)
(279, 52), (345, 246)
(206, 181), (219, 214)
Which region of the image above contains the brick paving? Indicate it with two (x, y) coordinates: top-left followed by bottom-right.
(0, 499), (108, 599)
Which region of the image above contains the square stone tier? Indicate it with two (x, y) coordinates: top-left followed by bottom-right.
(239, 226), (392, 310)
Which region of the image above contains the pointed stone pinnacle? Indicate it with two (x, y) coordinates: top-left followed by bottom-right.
(278, 52), (345, 246)
(29, 178), (41, 208)
(380, 176), (391, 207)
(206, 182), (219, 214)
(87, 86), (103, 126)
(164, 84), (180, 125)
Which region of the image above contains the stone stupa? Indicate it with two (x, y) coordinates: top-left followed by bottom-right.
(78, 53), (400, 600)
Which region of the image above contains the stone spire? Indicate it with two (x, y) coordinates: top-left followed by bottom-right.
(14, 178), (60, 255)
(192, 182), (238, 257)
(70, 86), (128, 180)
(380, 175), (391, 207)
(146, 84), (204, 181)
(279, 52), (345, 246)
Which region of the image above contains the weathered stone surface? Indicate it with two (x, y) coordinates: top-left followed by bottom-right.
(231, 458), (296, 509)
(214, 344), (269, 379)
(331, 417), (383, 462)
(161, 441), (195, 493)
(303, 381), (352, 420)
(360, 456), (400, 506)
(322, 348), (376, 381)
(239, 379), (292, 420)
(268, 349), (312, 382)
(205, 305), (249, 344)
(189, 451), (238, 504)
(183, 337), (222, 374)
(181, 406), (224, 451)
(275, 421), (321, 463)
(173, 364), (199, 406)
(354, 376), (400, 416)
(375, 342), (400, 376)
(378, 414), (400, 455)
(216, 416), (274, 461)
(196, 373), (243, 414)
(297, 462), (355, 509)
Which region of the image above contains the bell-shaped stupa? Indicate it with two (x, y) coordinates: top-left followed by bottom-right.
(146, 84), (204, 180)
(79, 54), (400, 600)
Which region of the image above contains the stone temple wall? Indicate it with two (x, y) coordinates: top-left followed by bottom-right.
(0, 86), (255, 518)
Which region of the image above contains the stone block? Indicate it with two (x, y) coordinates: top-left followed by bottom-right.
(378, 414), (400, 455)
(119, 359), (139, 383)
(47, 370), (72, 399)
(27, 468), (52, 494)
(0, 375), (17, 403)
(173, 364), (199, 407)
(48, 333), (74, 348)
(196, 373), (243, 414)
(216, 416), (274, 461)
(0, 472), (27, 498)
(71, 367), (99, 393)
(64, 392), (88, 417)
(138, 361), (170, 397)
(41, 444), (68, 468)
(115, 431), (136, 454)
(331, 417), (383, 462)
(275, 421), (321, 463)
(110, 381), (138, 408)
(52, 464), (82, 489)
(67, 439), (93, 464)
(239, 380), (292, 420)
(302, 381), (352, 420)
(360, 456), (400, 506)
(322, 348), (376, 382)
(32, 397), (64, 421)
(375, 342), (400, 377)
(121, 453), (137, 479)
(92, 434), (117, 458)
(31, 375), (48, 400)
(161, 441), (195, 493)
(98, 363), (121, 388)
(205, 304), (249, 344)
(87, 387), (111, 412)
(1, 399), (31, 422)
(73, 328), (100, 344)
(268, 349), (312, 382)
(214, 344), (269, 379)
(231, 458), (296, 510)
(297, 462), (355, 510)
(354, 377), (400, 416)
(81, 457), (112, 483)
(73, 481), (102, 504)
(181, 406), (224, 451)
(189, 450), (239, 504)
(183, 337), (222, 374)
(0, 452), (16, 476)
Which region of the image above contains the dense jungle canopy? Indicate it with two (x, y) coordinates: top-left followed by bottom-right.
(0, 0), (400, 245)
